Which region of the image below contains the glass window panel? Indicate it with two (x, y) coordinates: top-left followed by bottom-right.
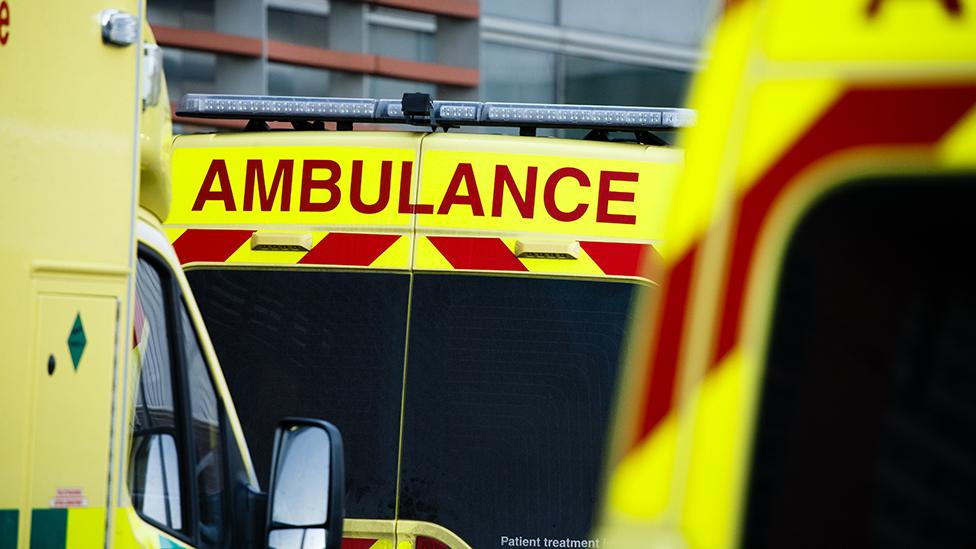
(268, 8), (328, 49)
(559, 0), (712, 46)
(482, 43), (555, 103)
(180, 305), (225, 545)
(369, 25), (435, 63)
(148, 0), (215, 30)
(129, 257), (185, 533)
(562, 55), (690, 108)
(162, 48), (216, 102)
(268, 62), (331, 97)
(481, 0), (555, 24)
(369, 77), (435, 100)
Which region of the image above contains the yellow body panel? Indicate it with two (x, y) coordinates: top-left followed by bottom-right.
(167, 131), (679, 283)
(169, 132), (422, 230)
(600, 1), (976, 549)
(0, 0), (141, 546)
(415, 133), (680, 241)
(1, 3), (256, 548)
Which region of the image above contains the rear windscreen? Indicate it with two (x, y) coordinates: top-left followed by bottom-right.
(187, 268), (640, 545)
(399, 274), (638, 548)
(185, 269), (409, 519)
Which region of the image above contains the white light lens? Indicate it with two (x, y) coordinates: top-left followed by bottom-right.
(434, 102), (479, 122)
(375, 100), (406, 121)
(482, 103), (694, 129)
(178, 94), (378, 119)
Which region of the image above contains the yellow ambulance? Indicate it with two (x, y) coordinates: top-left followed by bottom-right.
(1, 3), (345, 548)
(164, 95), (690, 548)
(600, 1), (976, 548)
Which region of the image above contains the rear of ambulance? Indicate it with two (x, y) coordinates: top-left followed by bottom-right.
(597, 1), (976, 549)
(163, 98), (685, 548)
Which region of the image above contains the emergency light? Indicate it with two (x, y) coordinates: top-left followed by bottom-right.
(177, 93), (695, 132)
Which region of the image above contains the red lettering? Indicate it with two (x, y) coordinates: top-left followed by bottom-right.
(397, 161), (434, 214)
(596, 170), (637, 225)
(300, 160), (341, 212)
(491, 165), (536, 219)
(543, 167), (589, 222)
(243, 159), (293, 211)
(438, 163), (485, 216)
(351, 160), (391, 214)
(0, 2), (9, 46)
(192, 159), (236, 211)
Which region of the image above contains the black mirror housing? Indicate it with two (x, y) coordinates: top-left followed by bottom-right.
(266, 418), (345, 549)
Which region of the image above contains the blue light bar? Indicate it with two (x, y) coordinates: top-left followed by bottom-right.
(178, 94), (379, 121)
(176, 93), (694, 131)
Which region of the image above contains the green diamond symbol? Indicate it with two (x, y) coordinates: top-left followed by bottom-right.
(67, 313), (87, 371)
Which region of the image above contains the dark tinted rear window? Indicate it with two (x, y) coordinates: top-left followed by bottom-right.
(398, 274), (639, 548)
(185, 269), (409, 519)
(744, 177), (976, 549)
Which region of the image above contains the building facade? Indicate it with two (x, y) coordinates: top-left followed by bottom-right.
(148, 0), (713, 131)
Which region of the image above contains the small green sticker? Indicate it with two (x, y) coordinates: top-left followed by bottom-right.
(67, 313), (87, 371)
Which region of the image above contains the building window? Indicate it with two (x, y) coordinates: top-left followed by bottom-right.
(562, 55), (689, 107)
(368, 6), (436, 63)
(559, 0), (711, 46)
(481, 43), (555, 103)
(268, 7), (329, 49)
(147, 0), (215, 30)
(370, 77), (434, 100)
(162, 48), (217, 102)
(268, 62), (331, 97)
(481, 0), (556, 24)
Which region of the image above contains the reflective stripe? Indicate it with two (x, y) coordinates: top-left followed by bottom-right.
(0, 510), (16, 549)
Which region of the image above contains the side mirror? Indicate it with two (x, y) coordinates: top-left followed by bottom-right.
(266, 418), (345, 549)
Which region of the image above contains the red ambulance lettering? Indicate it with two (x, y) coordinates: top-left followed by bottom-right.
(438, 163), (485, 216)
(243, 159), (293, 211)
(491, 165), (536, 219)
(596, 170), (637, 225)
(543, 167), (589, 222)
(351, 160), (391, 214)
(192, 159), (236, 211)
(300, 160), (341, 212)
(187, 157), (637, 224)
(398, 161), (434, 214)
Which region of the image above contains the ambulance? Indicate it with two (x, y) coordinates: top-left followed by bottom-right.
(599, 1), (976, 548)
(2, 2), (345, 548)
(163, 95), (690, 548)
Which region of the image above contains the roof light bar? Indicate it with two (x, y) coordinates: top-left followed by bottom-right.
(178, 94), (379, 121)
(177, 93), (695, 131)
(480, 102), (694, 130)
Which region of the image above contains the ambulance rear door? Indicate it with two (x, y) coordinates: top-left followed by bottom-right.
(395, 133), (682, 548)
(0, 1), (142, 546)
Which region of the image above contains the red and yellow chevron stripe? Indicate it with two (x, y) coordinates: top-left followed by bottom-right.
(600, 1), (976, 547)
(166, 228), (659, 281)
